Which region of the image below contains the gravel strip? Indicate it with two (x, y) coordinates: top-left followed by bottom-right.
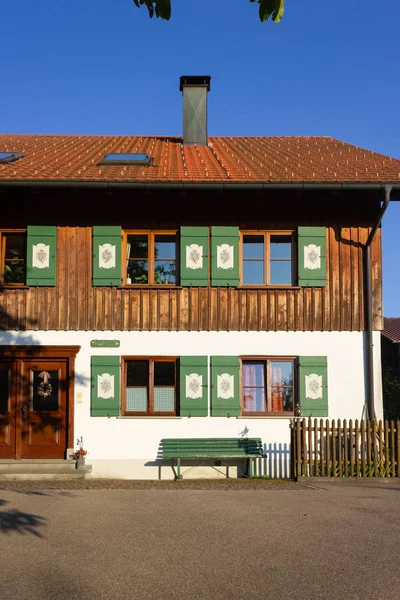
(0, 478), (300, 491)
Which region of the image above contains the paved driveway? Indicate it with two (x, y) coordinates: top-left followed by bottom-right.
(1, 480), (399, 600)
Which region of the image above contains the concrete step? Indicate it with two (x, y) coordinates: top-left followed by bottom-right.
(0, 460), (77, 472)
(0, 459), (76, 464)
(0, 460), (92, 480)
(0, 470), (92, 481)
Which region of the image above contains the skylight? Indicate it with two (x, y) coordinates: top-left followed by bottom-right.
(0, 151), (24, 164)
(99, 153), (153, 166)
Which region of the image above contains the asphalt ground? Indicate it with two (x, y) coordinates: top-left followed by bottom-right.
(1, 479), (399, 600)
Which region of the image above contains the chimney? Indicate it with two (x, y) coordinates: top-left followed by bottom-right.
(179, 75), (211, 146)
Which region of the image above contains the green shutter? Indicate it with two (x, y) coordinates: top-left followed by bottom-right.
(26, 226), (57, 286)
(211, 226), (239, 287)
(92, 226), (122, 286)
(299, 356), (328, 417)
(91, 356), (120, 417)
(179, 356), (208, 416)
(298, 227), (326, 287)
(180, 227), (209, 286)
(211, 356), (240, 417)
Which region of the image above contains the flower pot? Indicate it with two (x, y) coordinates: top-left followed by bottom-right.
(76, 457), (86, 470)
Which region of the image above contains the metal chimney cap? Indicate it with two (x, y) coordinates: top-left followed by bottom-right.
(179, 76), (211, 92)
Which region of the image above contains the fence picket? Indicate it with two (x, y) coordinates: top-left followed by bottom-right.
(355, 420), (360, 477)
(301, 418), (307, 476)
(326, 419), (331, 477)
(373, 420), (378, 477)
(308, 418), (313, 476)
(349, 419), (354, 477)
(378, 420), (383, 477)
(391, 421), (396, 478)
(337, 419), (342, 477)
(343, 419), (348, 477)
(319, 419), (324, 477)
(296, 419), (302, 478)
(385, 420), (390, 476)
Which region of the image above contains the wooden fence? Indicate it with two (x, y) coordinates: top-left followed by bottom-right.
(291, 418), (400, 478)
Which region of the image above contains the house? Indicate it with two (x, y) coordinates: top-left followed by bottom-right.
(381, 317), (400, 421)
(0, 75), (399, 478)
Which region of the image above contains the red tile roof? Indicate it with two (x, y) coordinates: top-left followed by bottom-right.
(383, 318), (400, 343)
(0, 134), (399, 184)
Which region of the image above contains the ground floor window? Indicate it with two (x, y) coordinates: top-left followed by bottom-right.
(122, 357), (177, 416)
(241, 358), (295, 415)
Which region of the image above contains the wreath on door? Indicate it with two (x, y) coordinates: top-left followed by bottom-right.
(37, 371), (53, 398)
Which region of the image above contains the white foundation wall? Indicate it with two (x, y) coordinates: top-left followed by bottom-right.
(2, 330), (383, 479)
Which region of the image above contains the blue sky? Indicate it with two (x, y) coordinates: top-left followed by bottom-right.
(1, 0), (399, 316)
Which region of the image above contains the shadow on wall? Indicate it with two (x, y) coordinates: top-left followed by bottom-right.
(252, 443), (291, 479)
(0, 310), (40, 346)
(0, 309), (88, 438)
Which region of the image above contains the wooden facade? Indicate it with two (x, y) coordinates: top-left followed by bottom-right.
(0, 224), (381, 332)
(0, 189), (383, 332)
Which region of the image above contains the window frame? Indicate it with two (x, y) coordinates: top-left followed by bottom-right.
(0, 229), (27, 286)
(240, 356), (297, 416)
(121, 356), (178, 416)
(240, 230), (296, 287)
(122, 229), (179, 286)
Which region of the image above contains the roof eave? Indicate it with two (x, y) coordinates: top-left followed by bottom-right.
(1, 180), (400, 192)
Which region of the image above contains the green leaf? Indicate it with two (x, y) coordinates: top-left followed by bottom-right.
(272, 0), (284, 23)
(258, 0), (275, 22)
(256, 0), (284, 22)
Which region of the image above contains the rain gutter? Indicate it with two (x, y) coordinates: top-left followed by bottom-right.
(364, 184), (393, 419)
(0, 180), (400, 191)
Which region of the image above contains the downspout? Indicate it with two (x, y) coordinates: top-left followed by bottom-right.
(364, 184), (392, 419)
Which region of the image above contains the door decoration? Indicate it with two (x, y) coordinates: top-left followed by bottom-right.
(32, 243), (50, 269)
(99, 244), (116, 269)
(37, 371), (53, 398)
(305, 374), (323, 400)
(97, 373), (115, 399)
(185, 373), (202, 399)
(217, 373), (234, 399)
(186, 244), (203, 270)
(217, 244), (234, 270)
(304, 244), (321, 270)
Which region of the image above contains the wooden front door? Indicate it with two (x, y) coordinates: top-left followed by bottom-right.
(0, 346), (79, 460)
(20, 361), (68, 459)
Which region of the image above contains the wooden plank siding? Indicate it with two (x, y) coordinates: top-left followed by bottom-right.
(0, 225), (382, 332)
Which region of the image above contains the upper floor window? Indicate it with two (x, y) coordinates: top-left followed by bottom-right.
(0, 231), (26, 285)
(242, 358), (295, 415)
(122, 357), (177, 415)
(124, 231), (178, 285)
(241, 231), (294, 285)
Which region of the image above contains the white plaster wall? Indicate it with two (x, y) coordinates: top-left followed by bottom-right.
(1, 330), (383, 479)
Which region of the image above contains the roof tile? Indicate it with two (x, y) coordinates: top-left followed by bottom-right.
(0, 134), (399, 184)
(383, 318), (400, 343)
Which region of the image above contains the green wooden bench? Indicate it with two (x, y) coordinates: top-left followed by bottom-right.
(161, 438), (265, 479)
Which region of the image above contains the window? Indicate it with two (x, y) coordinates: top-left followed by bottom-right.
(0, 151), (24, 164)
(242, 358), (295, 415)
(124, 231), (177, 285)
(99, 153), (153, 166)
(0, 231), (26, 285)
(241, 231), (294, 285)
(122, 358), (177, 415)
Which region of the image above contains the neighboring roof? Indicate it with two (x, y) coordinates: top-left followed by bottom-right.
(383, 318), (400, 343)
(0, 134), (399, 185)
